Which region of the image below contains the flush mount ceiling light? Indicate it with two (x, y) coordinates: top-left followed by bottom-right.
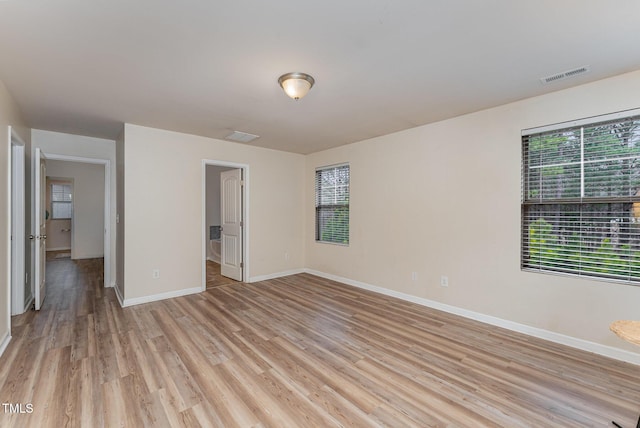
(278, 72), (315, 100)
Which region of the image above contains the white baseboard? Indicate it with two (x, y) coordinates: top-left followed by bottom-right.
(116, 267), (300, 308)
(72, 254), (104, 260)
(114, 283), (124, 307)
(46, 247), (71, 252)
(122, 286), (203, 308)
(249, 268), (305, 283)
(304, 269), (640, 366)
(206, 257), (220, 264)
(0, 332), (11, 358)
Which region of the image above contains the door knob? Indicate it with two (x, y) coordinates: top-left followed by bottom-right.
(29, 235), (34, 240)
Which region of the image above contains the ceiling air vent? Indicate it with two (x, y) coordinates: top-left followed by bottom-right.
(225, 131), (259, 143)
(540, 66), (590, 85)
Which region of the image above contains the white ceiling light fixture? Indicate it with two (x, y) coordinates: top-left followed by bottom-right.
(278, 72), (315, 100)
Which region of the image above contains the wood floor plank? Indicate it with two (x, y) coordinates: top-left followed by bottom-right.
(308, 384), (379, 428)
(77, 356), (104, 428)
(101, 376), (142, 427)
(2, 256), (640, 427)
(147, 335), (204, 412)
(151, 306), (260, 427)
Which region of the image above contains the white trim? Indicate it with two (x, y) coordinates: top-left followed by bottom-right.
(114, 282), (124, 307)
(315, 161), (349, 172)
(33, 148), (45, 310)
(5, 126), (11, 331)
(304, 269), (640, 366)
(73, 254), (106, 260)
(202, 160), (249, 289)
(249, 268), (305, 283)
(42, 154), (108, 165)
(122, 286), (201, 308)
(10, 128), (26, 316)
(46, 247), (71, 252)
(0, 332), (10, 358)
(23, 295), (33, 313)
(39, 152), (112, 288)
(522, 107), (640, 135)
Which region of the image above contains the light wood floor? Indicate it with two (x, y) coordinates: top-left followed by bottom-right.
(206, 261), (238, 289)
(2, 258), (640, 427)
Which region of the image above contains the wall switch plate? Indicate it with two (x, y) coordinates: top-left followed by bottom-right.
(440, 276), (449, 287)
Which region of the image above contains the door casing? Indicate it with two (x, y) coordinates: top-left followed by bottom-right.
(9, 127), (26, 315)
(202, 159), (249, 287)
(37, 153), (112, 289)
(34, 148), (47, 310)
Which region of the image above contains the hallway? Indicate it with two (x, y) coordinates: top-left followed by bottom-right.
(2, 256), (104, 427)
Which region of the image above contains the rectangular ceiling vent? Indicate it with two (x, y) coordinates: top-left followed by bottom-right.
(225, 130), (259, 143)
(540, 65), (590, 85)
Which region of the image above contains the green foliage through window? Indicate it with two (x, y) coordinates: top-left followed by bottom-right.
(316, 164), (349, 244)
(522, 112), (640, 283)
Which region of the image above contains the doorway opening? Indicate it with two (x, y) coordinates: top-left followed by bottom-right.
(37, 153), (111, 294)
(202, 160), (248, 289)
(46, 178), (73, 259)
(10, 128), (26, 315)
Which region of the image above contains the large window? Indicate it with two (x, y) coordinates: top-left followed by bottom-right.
(316, 164), (349, 244)
(51, 183), (73, 219)
(522, 110), (640, 283)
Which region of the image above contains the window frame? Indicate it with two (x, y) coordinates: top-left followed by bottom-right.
(315, 163), (350, 245)
(521, 108), (640, 285)
(50, 182), (73, 220)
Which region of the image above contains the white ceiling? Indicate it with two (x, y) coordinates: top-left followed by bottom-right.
(0, 1), (639, 154)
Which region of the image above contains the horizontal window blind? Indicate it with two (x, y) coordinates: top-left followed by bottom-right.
(316, 164), (349, 244)
(522, 113), (640, 283)
(51, 183), (73, 219)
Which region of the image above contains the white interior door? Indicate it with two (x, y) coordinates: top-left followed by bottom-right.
(10, 134), (25, 315)
(34, 148), (47, 310)
(220, 168), (242, 281)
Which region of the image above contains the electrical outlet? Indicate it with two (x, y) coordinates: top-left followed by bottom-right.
(440, 275), (449, 287)
(285, 252), (290, 261)
(411, 272), (418, 281)
(152, 269), (160, 279)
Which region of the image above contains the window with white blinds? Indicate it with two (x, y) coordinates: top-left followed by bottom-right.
(316, 164), (349, 244)
(51, 183), (73, 219)
(522, 110), (640, 283)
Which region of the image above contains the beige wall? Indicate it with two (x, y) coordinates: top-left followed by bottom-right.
(122, 124), (306, 301)
(0, 79), (30, 351)
(306, 69), (640, 356)
(46, 160), (105, 259)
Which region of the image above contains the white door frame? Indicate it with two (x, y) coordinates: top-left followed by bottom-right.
(9, 127), (26, 315)
(39, 152), (112, 289)
(34, 148), (47, 310)
(202, 159), (249, 288)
